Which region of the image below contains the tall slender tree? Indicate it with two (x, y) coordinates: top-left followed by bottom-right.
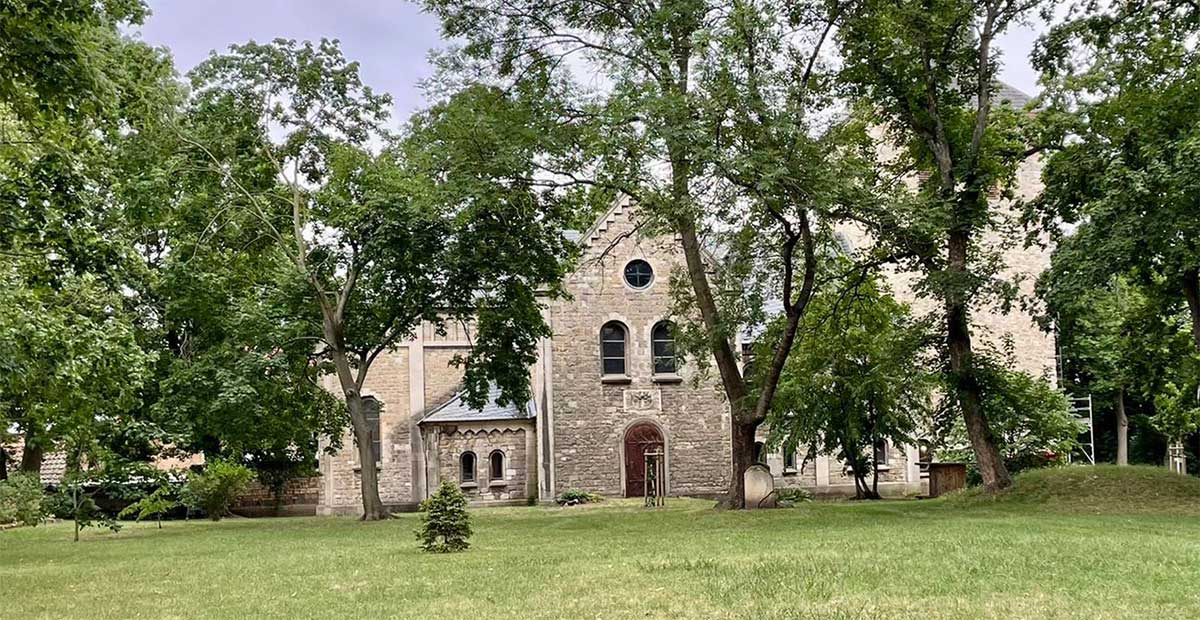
(834, 0), (1046, 490)
(182, 40), (575, 519)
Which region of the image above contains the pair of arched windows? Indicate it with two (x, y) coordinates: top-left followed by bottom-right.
(600, 321), (677, 376)
(460, 450), (505, 483)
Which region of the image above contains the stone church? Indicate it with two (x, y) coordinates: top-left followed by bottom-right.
(316, 92), (1054, 514)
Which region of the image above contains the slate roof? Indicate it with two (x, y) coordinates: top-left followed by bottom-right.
(420, 383), (537, 425)
(994, 81), (1033, 110)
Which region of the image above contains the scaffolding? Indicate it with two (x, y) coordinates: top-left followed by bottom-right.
(1066, 394), (1095, 465)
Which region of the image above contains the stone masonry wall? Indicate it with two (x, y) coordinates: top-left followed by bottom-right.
(319, 349), (414, 511)
(234, 476), (320, 508)
(424, 347), (467, 409)
(435, 424), (532, 503)
(548, 200), (732, 498)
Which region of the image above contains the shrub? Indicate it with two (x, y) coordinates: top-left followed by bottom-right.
(118, 484), (179, 528)
(775, 487), (813, 506)
(416, 481), (472, 553)
(555, 489), (603, 505)
(181, 460), (253, 521)
(0, 473), (46, 526)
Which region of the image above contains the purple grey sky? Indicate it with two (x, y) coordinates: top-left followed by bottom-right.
(137, 1), (1043, 122)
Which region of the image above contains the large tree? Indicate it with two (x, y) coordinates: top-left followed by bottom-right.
(423, 0), (886, 507)
(834, 0), (1045, 491)
(1030, 0), (1200, 353)
(181, 40), (575, 519)
(0, 2), (177, 473)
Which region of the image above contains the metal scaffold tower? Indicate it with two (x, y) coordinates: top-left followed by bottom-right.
(1067, 394), (1095, 465)
(1056, 321), (1096, 465)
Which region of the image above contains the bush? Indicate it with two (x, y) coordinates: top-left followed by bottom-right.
(0, 473), (46, 526)
(416, 481), (472, 553)
(775, 487), (813, 506)
(181, 460), (253, 521)
(555, 489), (603, 505)
(118, 484), (179, 527)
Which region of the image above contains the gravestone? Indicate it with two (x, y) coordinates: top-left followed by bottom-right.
(744, 464), (776, 509)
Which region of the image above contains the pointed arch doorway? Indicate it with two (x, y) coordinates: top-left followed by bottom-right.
(623, 422), (664, 497)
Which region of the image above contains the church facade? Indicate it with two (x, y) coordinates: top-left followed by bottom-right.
(317, 163), (1054, 514)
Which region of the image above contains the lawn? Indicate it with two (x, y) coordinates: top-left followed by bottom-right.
(3, 467), (1200, 620)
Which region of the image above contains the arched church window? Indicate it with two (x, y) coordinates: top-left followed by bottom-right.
(460, 452), (476, 483)
(489, 450), (505, 480)
(651, 321), (677, 374)
(601, 321), (628, 375)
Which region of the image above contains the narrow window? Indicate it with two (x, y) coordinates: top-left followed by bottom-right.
(873, 440), (889, 466)
(489, 450), (504, 480)
(362, 396), (382, 464)
(460, 452), (476, 483)
(601, 321), (627, 376)
(753, 441), (765, 464)
(783, 447), (798, 472)
(651, 321), (677, 374)
(741, 341), (756, 384)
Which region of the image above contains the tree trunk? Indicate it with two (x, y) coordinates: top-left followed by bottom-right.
(1116, 387), (1129, 466)
(325, 328), (387, 520)
(871, 458), (881, 499)
(347, 390), (387, 521)
(19, 429), (43, 475)
(0, 446), (8, 481)
(946, 231), (1012, 492)
(1184, 268), (1200, 353)
(728, 420), (757, 509)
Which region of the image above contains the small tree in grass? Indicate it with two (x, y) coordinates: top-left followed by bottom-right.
(181, 460), (253, 521)
(119, 484), (179, 529)
(417, 481), (472, 553)
(49, 471), (123, 542)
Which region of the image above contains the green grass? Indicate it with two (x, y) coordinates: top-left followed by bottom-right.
(4, 466), (1200, 619)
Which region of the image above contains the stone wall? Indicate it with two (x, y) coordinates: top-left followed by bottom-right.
(548, 200), (732, 498)
(424, 346), (467, 409)
(318, 349), (415, 512)
(234, 476), (320, 511)
(433, 422), (534, 503)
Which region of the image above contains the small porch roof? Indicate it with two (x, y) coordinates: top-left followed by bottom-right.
(419, 383), (537, 425)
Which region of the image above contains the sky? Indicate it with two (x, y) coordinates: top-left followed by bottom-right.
(136, 1), (1045, 121)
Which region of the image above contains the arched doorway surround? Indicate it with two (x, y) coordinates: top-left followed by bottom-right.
(623, 422), (665, 497)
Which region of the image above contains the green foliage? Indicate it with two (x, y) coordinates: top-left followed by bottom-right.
(46, 471), (122, 540)
(937, 354), (1081, 477)
(1029, 0), (1200, 306)
(1153, 382), (1200, 444)
(118, 484), (179, 527)
(0, 0), (149, 125)
(0, 472), (45, 526)
(178, 39), (578, 516)
(180, 461), (253, 521)
(774, 487), (813, 506)
(416, 481), (472, 553)
(835, 0), (1046, 488)
(554, 489), (603, 505)
(768, 275), (936, 498)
